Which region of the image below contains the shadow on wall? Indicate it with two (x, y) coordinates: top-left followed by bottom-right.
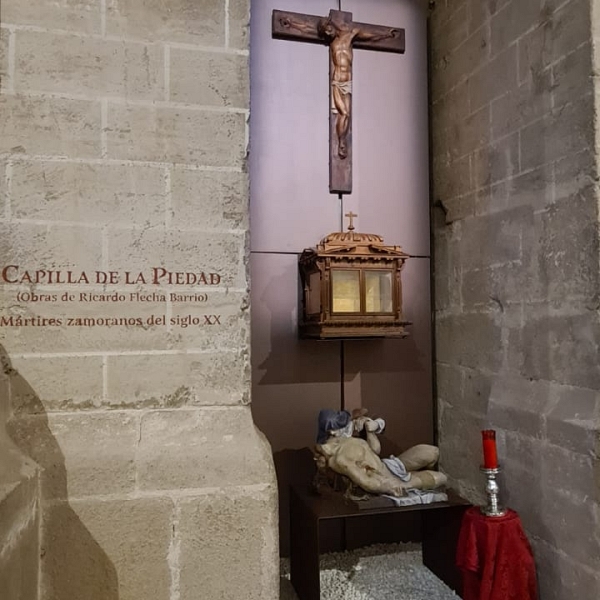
(256, 267), (339, 385)
(0, 344), (119, 600)
(256, 266), (424, 384)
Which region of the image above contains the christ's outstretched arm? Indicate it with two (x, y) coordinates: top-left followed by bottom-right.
(278, 15), (318, 37)
(354, 27), (399, 43)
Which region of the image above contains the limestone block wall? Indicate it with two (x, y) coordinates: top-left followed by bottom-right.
(0, 1), (278, 599)
(430, 1), (600, 599)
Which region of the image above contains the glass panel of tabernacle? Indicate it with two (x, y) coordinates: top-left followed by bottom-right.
(365, 271), (393, 313)
(331, 270), (360, 313)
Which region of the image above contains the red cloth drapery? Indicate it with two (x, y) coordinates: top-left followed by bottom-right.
(456, 507), (538, 600)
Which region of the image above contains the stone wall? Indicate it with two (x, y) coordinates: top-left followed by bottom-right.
(0, 1), (278, 599)
(430, 1), (600, 599)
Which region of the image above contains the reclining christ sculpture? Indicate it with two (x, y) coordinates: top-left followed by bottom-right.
(314, 409), (447, 499)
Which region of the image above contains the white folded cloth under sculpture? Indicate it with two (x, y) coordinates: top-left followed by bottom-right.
(382, 489), (448, 506)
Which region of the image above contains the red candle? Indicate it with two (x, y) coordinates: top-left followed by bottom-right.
(482, 430), (498, 469)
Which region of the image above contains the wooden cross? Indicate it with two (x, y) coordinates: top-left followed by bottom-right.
(272, 9), (405, 195)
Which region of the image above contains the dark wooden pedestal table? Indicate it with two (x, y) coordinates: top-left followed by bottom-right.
(290, 485), (470, 600)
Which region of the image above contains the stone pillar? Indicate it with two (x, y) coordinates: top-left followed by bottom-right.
(0, 1), (278, 599)
(430, 1), (600, 598)
(0, 354), (40, 599)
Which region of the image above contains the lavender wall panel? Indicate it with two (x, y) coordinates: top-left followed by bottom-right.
(250, 253), (341, 451)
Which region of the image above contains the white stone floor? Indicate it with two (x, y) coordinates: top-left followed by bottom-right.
(280, 543), (460, 600)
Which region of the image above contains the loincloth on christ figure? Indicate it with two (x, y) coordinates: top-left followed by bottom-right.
(331, 79), (352, 112)
(332, 79), (353, 94)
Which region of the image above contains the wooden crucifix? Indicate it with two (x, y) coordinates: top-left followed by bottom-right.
(272, 8), (405, 195)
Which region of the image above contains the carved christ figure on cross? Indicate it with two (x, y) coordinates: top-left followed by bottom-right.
(278, 14), (399, 160)
(273, 9), (405, 194)
(319, 18), (399, 160)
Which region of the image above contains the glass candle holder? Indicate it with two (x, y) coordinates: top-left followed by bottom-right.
(481, 429), (498, 469)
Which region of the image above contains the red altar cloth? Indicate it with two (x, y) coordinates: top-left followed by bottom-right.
(456, 507), (538, 600)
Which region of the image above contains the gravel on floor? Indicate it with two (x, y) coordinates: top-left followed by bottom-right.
(280, 543), (461, 600)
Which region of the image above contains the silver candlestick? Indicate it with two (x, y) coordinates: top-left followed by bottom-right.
(480, 466), (507, 517)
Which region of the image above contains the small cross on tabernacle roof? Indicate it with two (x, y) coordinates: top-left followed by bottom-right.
(345, 211), (357, 231)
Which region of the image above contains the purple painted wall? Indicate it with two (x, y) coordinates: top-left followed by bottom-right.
(250, 0), (431, 551)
